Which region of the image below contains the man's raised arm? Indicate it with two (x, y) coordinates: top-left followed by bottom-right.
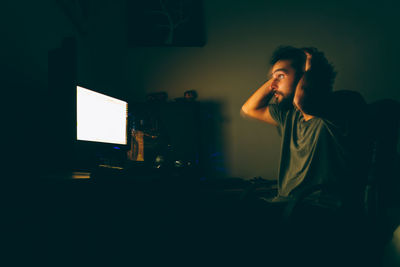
(241, 79), (278, 126)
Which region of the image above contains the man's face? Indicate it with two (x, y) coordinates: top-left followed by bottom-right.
(270, 60), (299, 105)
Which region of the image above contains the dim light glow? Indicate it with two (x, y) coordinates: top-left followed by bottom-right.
(71, 172), (91, 179)
(393, 225), (400, 253)
(77, 86), (127, 145)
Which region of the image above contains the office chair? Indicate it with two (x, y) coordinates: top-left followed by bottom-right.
(362, 98), (400, 264)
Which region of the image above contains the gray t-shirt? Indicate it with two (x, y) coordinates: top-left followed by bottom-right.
(269, 104), (350, 200)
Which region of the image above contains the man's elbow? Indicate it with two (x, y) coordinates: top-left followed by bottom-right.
(240, 106), (261, 121)
(241, 106), (277, 125)
(240, 106), (251, 118)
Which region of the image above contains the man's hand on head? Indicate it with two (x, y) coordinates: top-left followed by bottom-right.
(293, 50), (313, 112)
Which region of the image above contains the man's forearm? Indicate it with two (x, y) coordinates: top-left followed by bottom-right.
(241, 79), (274, 115)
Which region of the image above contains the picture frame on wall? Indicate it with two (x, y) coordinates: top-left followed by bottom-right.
(127, 0), (205, 47)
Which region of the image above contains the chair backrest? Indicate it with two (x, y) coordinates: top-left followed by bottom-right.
(364, 99), (400, 218)
(333, 90), (371, 203)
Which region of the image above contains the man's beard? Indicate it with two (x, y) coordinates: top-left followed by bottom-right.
(276, 93), (294, 110)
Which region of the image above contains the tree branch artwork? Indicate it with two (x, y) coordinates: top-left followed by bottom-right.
(150, 0), (189, 45)
(127, 0), (205, 47)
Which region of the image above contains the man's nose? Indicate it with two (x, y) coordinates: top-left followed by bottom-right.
(271, 80), (279, 90)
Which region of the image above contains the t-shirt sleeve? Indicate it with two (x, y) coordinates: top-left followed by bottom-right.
(268, 103), (286, 126)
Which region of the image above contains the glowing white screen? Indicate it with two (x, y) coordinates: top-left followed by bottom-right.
(77, 86), (127, 145)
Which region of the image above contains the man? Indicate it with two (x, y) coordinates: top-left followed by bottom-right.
(241, 46), (367, 203)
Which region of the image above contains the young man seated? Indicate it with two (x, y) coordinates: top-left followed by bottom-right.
(241, 46), (369, 204)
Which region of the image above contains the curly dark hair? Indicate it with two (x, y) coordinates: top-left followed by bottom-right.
(301, 47), (337, 93)
(270, 46), (307, 81)
(270, 46), (337, 93)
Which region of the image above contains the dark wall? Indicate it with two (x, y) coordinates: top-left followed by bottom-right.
(3, 0), (399, 179)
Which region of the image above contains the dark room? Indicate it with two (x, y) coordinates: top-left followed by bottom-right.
(3, 0), (400, 266)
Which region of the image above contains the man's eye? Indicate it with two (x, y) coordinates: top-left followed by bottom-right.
(277, 74), (285, 80)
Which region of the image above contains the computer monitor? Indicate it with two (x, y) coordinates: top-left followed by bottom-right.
(47, 38), (129, 176)
(72, 85), (129, 172)
(76, 85), (128, 145)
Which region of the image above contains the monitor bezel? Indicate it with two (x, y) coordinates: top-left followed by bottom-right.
(72, 84), (130, 171)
